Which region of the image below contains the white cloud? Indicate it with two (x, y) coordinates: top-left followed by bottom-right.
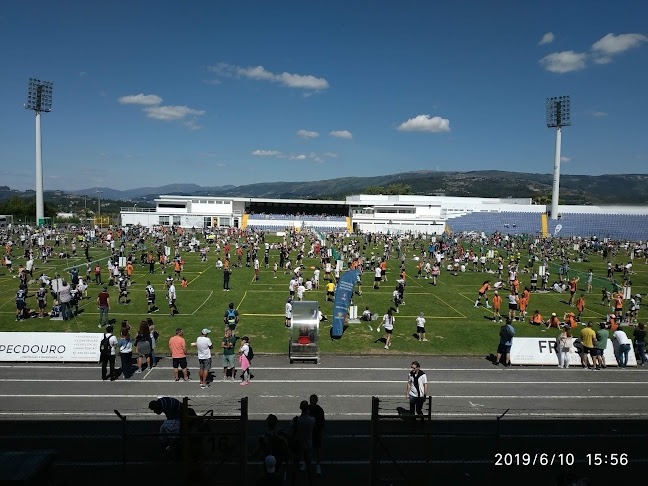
(118, 93), (163, 106)
(209, 62), (329, 90)
(290, 154), (307, 160)
(252, 150), (282, 157)
(330, 130), (353, 139)
(297, 129), (319, 139)
(144, 105), (205, 121)
(397, 114), (450, 133)
(323, 152), (339, 158)
(560, 156), (571, 163)
(591, 111), (608, 117)
(538, 32), (555, 45)
(540, 33), (647, 73)
(539, 51), (587, 73)
(592, 33), (648, 55)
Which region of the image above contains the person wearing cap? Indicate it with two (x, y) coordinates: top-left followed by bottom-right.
(191, 329), (213, 389)
(257, 455), (281, 485)
(545, 313), (560, 329)
(97, 286), (110, 328)
(169, 328), (189, 382)
(285, 298), (293, 328)
(492, 291), (502, 323)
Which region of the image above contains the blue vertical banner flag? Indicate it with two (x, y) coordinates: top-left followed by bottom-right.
(331, 270), (358, 338)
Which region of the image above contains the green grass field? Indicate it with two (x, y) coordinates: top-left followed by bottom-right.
(1, 233), (646, 358)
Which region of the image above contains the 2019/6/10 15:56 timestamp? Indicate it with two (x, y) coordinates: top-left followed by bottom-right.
(494, 453), (629, 466)
(587, 453), (629, 466)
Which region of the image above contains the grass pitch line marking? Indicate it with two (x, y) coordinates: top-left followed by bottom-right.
(430, 292), (466, 318)
(187, 265), (211, 285)
(191, 290), (213, 316)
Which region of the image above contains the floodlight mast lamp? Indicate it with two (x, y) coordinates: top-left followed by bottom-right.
(546, 96), (571, 221)
(25, 78), (53, 226)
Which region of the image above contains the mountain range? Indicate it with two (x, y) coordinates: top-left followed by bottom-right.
(2, 171), (648, 211)
(69, 170), (648, 206)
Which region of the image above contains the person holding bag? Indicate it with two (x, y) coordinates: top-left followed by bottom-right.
(557, 325), (573, 369)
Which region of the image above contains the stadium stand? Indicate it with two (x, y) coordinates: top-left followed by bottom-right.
(448, 211), (648, 240)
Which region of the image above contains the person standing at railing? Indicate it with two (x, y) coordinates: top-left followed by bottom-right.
(406, 361), (428, 420)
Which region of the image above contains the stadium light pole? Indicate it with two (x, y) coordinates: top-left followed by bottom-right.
(25, 78), (53, 226)
(97, 189), (103, 227)
(546, 96), (571, 220)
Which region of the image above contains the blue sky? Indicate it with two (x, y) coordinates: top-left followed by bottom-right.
(1, 1), (647, 191)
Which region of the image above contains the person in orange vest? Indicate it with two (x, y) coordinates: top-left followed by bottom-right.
(518, 294), (528, 321)
(612, 292), (624, 320)
(180, 277), (188, 288)
(568, 277), (580, 306)
(492, 291), (502, 322)
(607, 313), (619, 331)
(530, 310), (543, 326)
(575, 294), (585, 321)
(474, 281), (492, 308)
(125, 261), (134, 282)
(546, 313), (560, 329)
(564, 312), (577, 329)
(174, 259), (181, 281)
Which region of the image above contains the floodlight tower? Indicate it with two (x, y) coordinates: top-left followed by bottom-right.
(546, 96), (571, 220)
(25, 78), (54, 226)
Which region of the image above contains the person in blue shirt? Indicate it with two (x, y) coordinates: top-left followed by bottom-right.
(495, 318), (515, 366)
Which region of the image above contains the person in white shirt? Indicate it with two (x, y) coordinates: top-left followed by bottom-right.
(313, 268), (320, 289)
(191, 329), (213, 389)
(239, 336), (252, 386)
(416, 312), (427, 341)
(297, 284), (306, 301)
(378, 308), (395, 349)
(407, 361), (428, 420)
(168, 283), (178, 317)
(100, 324), (119, 381)
(613, 329), (632, 368)
(285, 299), (293, 328)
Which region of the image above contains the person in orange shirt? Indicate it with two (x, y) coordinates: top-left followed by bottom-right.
(530, 310), (543, 326)
(511, 278), (520, 295)
(564, 312), (577, 328)
(521, 287), (530, 307)
(612, 292), (624, 320)
(380, 260), (387, 282)
(607, 314), (619, 331)
(474, 281), (492, 308)
(180, 277), (188, 288)
(125, 262), (134, 281)
(492, 291), (502, 322)
(546, 313), (560, 329)
(169, 328), (189, 382)
(575, 294), (585, 321)
(568, 277), (580, 306)
(518, 295), (528, 321)
(174, 259), (181, 281)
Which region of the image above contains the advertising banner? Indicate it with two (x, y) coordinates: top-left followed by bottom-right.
(331, 270), (358, 338)
(510, 337), (637, 367)
(0, 332), (103, 362)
